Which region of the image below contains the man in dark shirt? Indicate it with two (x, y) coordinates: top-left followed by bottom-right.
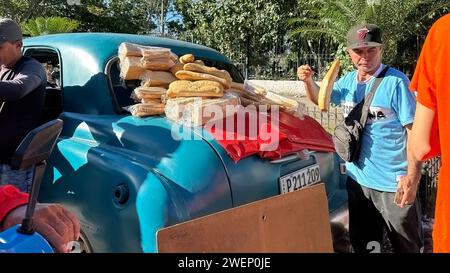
(0, 18), (46, 192)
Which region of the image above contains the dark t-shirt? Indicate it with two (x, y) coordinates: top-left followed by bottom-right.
(0, 56), (46, 163)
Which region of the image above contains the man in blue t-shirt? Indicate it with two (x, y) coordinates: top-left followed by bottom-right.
(297, 24), (423, 253)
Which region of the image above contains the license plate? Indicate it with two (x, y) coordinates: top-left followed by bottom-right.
(279, 164), (321, 194)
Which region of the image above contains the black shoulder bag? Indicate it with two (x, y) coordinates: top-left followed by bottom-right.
(332, 66), (389, 162)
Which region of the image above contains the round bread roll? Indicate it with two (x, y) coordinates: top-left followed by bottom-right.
(180, 54), (195, 64)
(318, 59), (340, 112)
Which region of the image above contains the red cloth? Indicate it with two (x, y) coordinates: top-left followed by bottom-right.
(0, 185), (29, 227)
(205, 109), (335, 162)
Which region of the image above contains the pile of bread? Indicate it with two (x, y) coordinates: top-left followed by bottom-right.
(118, 42), (302, 124)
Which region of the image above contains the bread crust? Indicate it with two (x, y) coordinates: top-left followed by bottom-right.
(318, 60), (340, 112)
(175, 70), (231, 89)
(167, 80), (224, 98)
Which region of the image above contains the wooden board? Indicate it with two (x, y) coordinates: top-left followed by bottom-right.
(157, 183), (333, 253)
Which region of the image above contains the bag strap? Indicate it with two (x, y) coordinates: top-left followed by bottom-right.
(359, 66), (389, 126)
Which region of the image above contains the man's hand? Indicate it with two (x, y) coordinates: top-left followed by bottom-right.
(297, 65), (315, 82)
(395, 175), (420, 208)
(2, 203), (80, 253)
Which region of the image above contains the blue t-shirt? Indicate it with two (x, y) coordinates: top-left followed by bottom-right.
(330, 65), (416, 192)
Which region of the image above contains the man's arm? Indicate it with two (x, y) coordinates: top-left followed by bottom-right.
(397, 124), (423, 208)
(410, 102), (436, 161)
(297, 65), (320, 105)
(2, 203), (80, 253)
(0, 62), (45, 101)
(0, 185), (80, 253)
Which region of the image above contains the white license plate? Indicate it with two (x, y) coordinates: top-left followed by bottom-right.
(279, 164), (321, 194)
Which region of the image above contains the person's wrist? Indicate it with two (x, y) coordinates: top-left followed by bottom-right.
(405, 174), (421, 186)
(1, 205), (26, 230)
(302, 78), (313, 86)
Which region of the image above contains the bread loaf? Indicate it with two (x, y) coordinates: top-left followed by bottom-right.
(141, 57), (175, 71)
(141, 98), (164, 104)
(180, 54), (195, 64)
(128, 102), (165, 117)
(165, 95), (239, 126)
(318, 59), (340, 112)
(175, 70), (231, 89)
(194, 60), (205, 66)
(167, 80), (224, 98)
(230, 82), (245, 91)
(133, 86), (167, 100)
(141, 47), (172, 59)
(140, 71), (177, 88)
(118, 42), (142, 58)
(120, 56), (145, 80)
(183, 63), (233, 84)
(170, 62), (184, 76)
(164, 97), (197, 123)
(264, 91), (299, 111)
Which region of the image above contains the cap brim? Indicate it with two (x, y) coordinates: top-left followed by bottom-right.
(348, 42), (383, 49)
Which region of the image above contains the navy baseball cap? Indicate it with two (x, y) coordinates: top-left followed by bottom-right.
(0, 18), (22, 44)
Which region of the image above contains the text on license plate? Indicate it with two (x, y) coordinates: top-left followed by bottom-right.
(279, 164), (321, 194)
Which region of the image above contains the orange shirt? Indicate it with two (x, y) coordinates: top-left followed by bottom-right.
(410, 13), (450, 253)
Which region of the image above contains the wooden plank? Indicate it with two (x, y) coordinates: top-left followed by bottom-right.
(157, 183), (333, 253)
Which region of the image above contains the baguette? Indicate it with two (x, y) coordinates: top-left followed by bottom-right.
(180, 54), (195, 64)
(194, 60), (205, 66)
(318, 59), (340, 112)
(175, 70), (231, 89)
(170, 62), (184, 76)
(264, 91), (299, 111)
(167, 80), (224, 98)
(230, 82), (245, 91)
(183, 63), (233, 84)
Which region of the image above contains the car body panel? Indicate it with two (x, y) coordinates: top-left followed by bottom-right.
(22, 33), (348, 252)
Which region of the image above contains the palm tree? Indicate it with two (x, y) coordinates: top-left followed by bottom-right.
(289, 0), (450, 75)
(21, 17), (79, 36)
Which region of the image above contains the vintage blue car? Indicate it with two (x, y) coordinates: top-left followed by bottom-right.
(23, 33), (348, 253)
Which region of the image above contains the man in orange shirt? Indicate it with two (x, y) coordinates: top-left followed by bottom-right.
(409, 13), (450, 253)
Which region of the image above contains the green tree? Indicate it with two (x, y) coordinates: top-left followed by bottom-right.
(0, 0), (64, 22)
(175, 0), (286, 79)
(0, 0), (157, 34)
(289, 0), (450, 75)
(59, 0), (154, 33)
(21, 16), (79, 36)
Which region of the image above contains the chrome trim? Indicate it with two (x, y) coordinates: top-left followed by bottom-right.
(270, 149), (314, 164)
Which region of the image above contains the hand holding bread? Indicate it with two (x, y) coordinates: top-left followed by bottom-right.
(297, 65), (315, 82)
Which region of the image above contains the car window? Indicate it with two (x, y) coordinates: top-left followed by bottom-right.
(106, 57), (244, 112)
(23, 47), (63, 123)
(107, 58), (137, 111)
(24, 48), (61, 88)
